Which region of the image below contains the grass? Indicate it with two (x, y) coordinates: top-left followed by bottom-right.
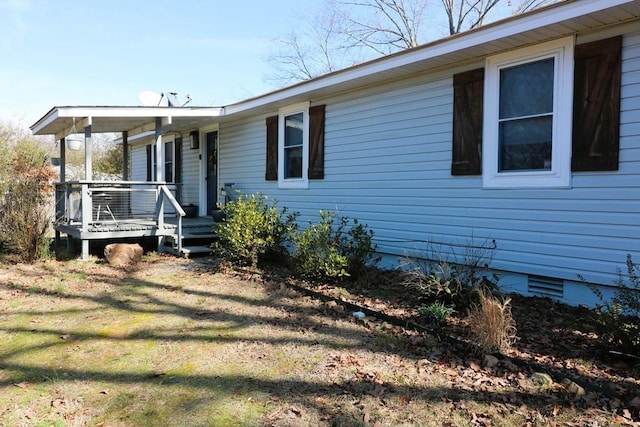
(0, 256), (626, 426)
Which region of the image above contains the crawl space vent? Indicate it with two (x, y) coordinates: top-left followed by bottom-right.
(527, 276), (564, 299)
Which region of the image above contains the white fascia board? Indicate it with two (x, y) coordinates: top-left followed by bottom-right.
(52, 106), (224, 119)
(225, 0), (634, 116)
(33, 106), (225, 139)
(30, 108), (60, 134)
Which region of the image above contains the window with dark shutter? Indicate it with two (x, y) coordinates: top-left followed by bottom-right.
(309, 105), (325, 179)
(452, 68), (484, 175)
(265, 115), (278, 181)
(572, 36), (622, 171)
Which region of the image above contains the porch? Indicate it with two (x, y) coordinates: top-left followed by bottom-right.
(54, 180), (218, 260)
(30, 106), (227, 260)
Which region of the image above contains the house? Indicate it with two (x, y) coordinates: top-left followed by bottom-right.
(31, 0), (640, 307)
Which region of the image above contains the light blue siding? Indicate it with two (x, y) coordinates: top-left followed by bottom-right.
(216, 29), (640, 298)
(131, 145), (146, 182)
(181, 143), (199, 206)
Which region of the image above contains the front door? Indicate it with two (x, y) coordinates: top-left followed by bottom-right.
(206, 131), (218, 214)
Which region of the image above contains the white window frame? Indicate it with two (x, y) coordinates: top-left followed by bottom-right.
(164, 139), (174, 183)
(152, 137), (176, 183)
(278, 101), (310, 189)
(483, 36), (574, 189)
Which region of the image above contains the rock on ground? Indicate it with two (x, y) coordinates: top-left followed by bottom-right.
(104, 243), (143, 266)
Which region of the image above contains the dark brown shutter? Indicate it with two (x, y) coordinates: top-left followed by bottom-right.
(146, 145), (152, 181)
(452, 68), (484, 175)
(175, 137), (183, 183)
(265, 115), (278, 181)
(309, 104), (325, 179)
(572, 36), (622, 171)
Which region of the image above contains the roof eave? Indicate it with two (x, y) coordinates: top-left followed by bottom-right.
(225, 0), (638, 116)
(30, 106), (225, 138)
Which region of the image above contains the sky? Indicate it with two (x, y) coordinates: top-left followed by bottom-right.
(0, 0), (512, 128)
(0, 0), (321, 127)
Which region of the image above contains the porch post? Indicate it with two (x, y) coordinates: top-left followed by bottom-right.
(122, 131), (129, 180)
(82, 121), (92, 262)
(155, 118), (164, 250)
(60, 137), (66, 182)
(80, 182), (91, 261)
(84, 122), (92, 181)
(55, 137), (66, 248)
(155, 118), (163, 182)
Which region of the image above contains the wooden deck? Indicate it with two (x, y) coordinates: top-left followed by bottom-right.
(56, 216), (218, 258)
(53, 180), (220, 259)
(56, 216), (215, 238)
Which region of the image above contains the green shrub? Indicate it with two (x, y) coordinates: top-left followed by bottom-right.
(0, 126), (56, 262)
(212, 193), (298, 268)
(290, 210), (378, 280)
(417, 302), (455, 327)
(586, 254), (640, 356)
(400, 239), (499, 310)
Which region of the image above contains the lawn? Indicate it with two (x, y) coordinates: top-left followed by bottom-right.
(0, 255), (637, 426)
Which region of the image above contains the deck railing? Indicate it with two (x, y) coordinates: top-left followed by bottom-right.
(55, 181), (185, 238)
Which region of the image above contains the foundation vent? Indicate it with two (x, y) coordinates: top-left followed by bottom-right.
(527, 275), (564, 299)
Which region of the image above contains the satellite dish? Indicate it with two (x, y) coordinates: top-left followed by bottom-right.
(166, 92), (180, 107)
(139, 90), (163, 106)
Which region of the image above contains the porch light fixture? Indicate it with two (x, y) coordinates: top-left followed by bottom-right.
(66, 118), (83, 151)
(189, 130), (199, 150)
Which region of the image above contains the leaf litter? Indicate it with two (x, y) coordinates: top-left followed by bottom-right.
(0, 256), (638, 426)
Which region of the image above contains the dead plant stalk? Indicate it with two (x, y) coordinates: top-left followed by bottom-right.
(469, 287), (517, 353)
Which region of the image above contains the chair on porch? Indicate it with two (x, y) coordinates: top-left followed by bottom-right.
(93, 192), (118, 225)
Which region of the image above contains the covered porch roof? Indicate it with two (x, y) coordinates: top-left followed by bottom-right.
(30, 106), (224, 140)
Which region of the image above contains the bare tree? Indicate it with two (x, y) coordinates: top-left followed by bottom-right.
(266, 4), (359, 84)
(266, 0), (518, 85)
(337, 0), (429, 54)
(441, 0), (501, 35)
(514, 0), (565, 14)
(266, 0), (430, 84)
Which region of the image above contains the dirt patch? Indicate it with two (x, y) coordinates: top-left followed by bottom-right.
(0, 256), (638, 426)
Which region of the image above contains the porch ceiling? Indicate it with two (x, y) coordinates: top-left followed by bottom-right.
(30, 106), (224, 140)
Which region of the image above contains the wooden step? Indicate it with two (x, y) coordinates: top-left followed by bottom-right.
(183, 231), (218, 239)
(181, 245), (213, 256)
(162, 244), (213, 257)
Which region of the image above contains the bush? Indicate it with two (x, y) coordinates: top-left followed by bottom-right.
(417, 302), (455, 327)
(211, 193), (298, 268)
(468, 287), (517, 353)
(0, 126), (56, 262)
(586, 254), (640, 356)
(400, 239), (498, 310)
(290, 210), (379, 280)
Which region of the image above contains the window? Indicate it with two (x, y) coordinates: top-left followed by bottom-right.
(483, 37), (574, 188)
(451, 36), (622, 181)
(498, 58), (554, 172)
(278, 103), (309, 188)
(147, 139), (176, 183)
(265, 103), (325, 187)
(283, 112), (304, 179)
(164, 140), (174, 183)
